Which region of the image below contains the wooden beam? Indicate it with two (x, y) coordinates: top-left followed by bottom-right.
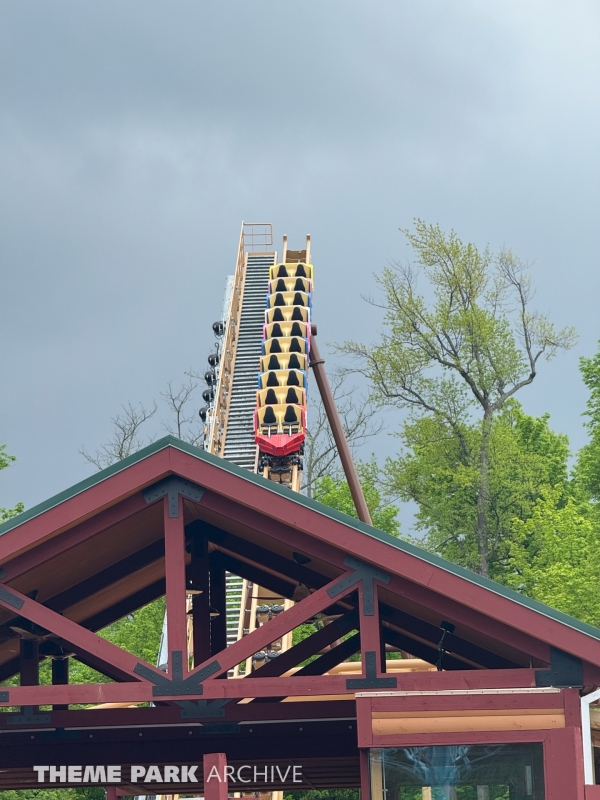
(203, 753), (228, 800)
(217, 551), (297, 601)
(164, 495), (188, 673)
(191, 521), (332, 589)
(0, 584), (162, 684)
(190, 533), (211, 668)
(0, 445), (171, 563)
(380, 603), (522, 669)
(189, 569), (361, 681)
(248, 610), (359, 679)
(383, 625), (476, 672)
(0, 667), (541, 707)
(209, 553), (227, 657)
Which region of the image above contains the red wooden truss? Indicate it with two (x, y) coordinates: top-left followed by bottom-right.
(1, 437), (600, 792)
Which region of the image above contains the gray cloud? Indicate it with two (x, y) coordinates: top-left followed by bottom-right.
(1, 0), (599, 519)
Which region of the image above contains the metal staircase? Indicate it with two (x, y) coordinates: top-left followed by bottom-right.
(223, 253), (276, 471)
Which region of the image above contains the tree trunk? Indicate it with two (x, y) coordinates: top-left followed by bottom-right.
(476, 410), (493, 577)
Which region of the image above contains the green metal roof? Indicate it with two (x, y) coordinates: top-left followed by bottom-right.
(2, 435), (600, 645)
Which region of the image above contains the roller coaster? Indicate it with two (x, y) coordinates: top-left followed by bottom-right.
(193, 223), (368, 673)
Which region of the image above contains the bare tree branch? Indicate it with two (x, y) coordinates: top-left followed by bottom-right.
(79, 401), (158, 469)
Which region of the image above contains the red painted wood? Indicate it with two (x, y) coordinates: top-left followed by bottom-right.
(368, 692), (565, 713)
(199, 488), (551, 665)
(209, 554), (228, 656)
(358, 582), (382, 673)
(203, 753), (228, 800)
(188, 570), (359, 681)
(585, 787), (600, 799)
(190, 535), (211, 667)
(0, 699), (356, 730)
(0, 493), (149, 582)
(0, 585), (162, 683)
(20, 638), (39, 686)
(544, 727), (585, 800)
(0, 665), (542, 707)
(371, 729), (555, 747)
(199, 487), (348, 571)
(0, 681), (152, 706)
(359, 748), (370, 800)
(564, 687), (583, 728)
(106, 787), (119, 800)
(170, 449), (600, 669)
(356, 690), (567, 748)
(0, 449), (171, 562)
(164, 495), (188, 673)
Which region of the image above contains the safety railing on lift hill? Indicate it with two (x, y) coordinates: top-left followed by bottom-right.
(207, 222), (274, 457)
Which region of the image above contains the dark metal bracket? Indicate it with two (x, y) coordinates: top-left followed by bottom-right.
(134, 650), (221, 696)
(327, 556), (390, 615)
(535, 646), (583, 688)
(346, 651), (397, 690)
(0, 584), (24, 610)
(7, 706), (52, 726)
(176, 699), (230, 719)
(143, 477), (204, 518)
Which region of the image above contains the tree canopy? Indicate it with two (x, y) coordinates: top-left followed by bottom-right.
(0, 444), (24, 525)
(339, 220), (576, 576)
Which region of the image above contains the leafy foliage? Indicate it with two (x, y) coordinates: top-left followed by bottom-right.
(338, 220), (575, 575)
(313, 460), (400, 537)
(0, 444), (24, 524)
(507, 492), (600, 627)
(576, 345), (600, 500)
(386, 402), (569, 580)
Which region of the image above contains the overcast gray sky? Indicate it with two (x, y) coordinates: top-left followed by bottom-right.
(1, 0), (599, 522)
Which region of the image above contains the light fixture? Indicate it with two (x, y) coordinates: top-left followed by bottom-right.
(209, 606), (220, 619)
(437, 620), (455, 671)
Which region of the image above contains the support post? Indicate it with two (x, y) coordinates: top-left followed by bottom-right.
(190, 532), (211, 667)
(360, 749), (371, 800)
(210, 553), (228, 656)
(309, 329), (372, 525)
(359, 582), (383, 674)
(52, 656), (69, 711)
(204, 752), (228, 800)
(105, 787), (118, 800)
(20, 638), (39, 687)
(164, 494), (188, 674)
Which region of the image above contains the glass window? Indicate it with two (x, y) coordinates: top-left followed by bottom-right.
(370, 743), (545, 800)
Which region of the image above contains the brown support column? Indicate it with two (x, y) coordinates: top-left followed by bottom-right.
(105, 786), (118, 800)
(52, 656), (69, 711)
(544, 727), (585, 800)
(164, 494), (188, 674)
(20, 638), (39, 686)
(309, 329), (372, 525)
(360, 748), (371, 800)
(204, 752), (228, 800)
(359, 582), (383, 674)
(210, 553), (228, 656)
(190, 533), (211, 667)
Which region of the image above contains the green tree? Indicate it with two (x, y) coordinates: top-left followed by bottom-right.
(386, 403), (569, 580)
(576, 343), (600, 500)
(313, 460), (400, 537)
(507, 491), (600, 627)
(339, 220), (575, 576)
(0, 444), (24, 524)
